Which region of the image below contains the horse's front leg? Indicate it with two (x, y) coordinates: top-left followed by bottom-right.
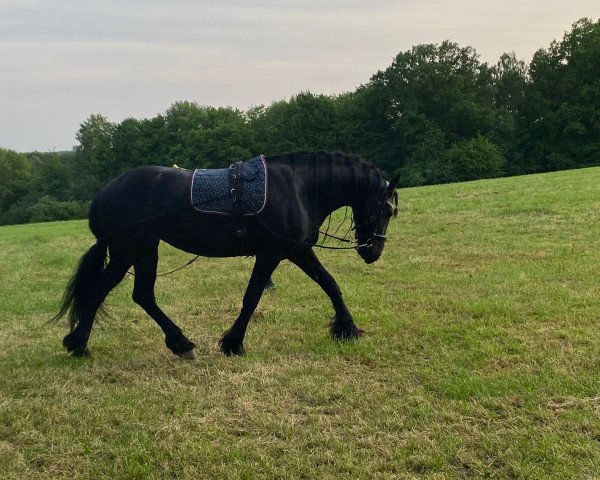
(220, 254), (281, 356)
(289, 248), (364, 340)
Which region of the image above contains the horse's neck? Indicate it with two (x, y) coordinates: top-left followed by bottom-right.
(308, 158), (370, 218)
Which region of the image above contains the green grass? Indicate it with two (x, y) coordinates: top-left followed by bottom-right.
(1, 167), (600, 479)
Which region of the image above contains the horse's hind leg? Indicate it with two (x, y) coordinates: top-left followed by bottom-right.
(220, 254), (281, 356)
(131, 244), (196, 358)
(63, 256), (131, 357)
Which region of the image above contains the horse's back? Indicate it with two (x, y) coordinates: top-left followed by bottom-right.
(92, 166), (193, 240)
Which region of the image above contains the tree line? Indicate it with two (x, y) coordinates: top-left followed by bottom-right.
(1, 18), (598, 225)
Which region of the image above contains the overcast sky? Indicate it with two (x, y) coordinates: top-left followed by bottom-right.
(1, 0), (598, 152)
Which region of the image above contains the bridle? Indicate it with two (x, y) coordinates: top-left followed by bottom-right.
(353, 192), (396, 248)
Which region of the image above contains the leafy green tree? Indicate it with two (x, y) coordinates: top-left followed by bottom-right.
(0, 148), (31, 215)
(163, 102), (253, 168)
(361, 41), (507, 183)
(400, 122), (446, 186)
(0, 150), (91, 225)
(0, 149), (34, 225)
(492, 52), (529, 175)
(335, 86), (402, 172)
(75, 114), (116, 181)
(130, 116), (170, 167)
(31, 153), (71, 201)
(440, 134), (505, 182)
(494, 52), (528, 117)
(525, 18), (600, 170)
(250, 92), (341, 154)
(27, 196), (88, 223)
(187, 106), (254, 168)
(111, 117), (142, 171)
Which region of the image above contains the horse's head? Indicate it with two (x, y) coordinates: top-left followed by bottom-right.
(355, 173), (400, 264)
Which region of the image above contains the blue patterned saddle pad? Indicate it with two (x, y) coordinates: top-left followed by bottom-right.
(190, 155), (267, 216)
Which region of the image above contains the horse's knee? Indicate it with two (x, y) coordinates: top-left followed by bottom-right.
(132, 291), (154, 310)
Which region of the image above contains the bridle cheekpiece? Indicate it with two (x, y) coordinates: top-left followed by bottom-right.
(354, 187), (397, 249)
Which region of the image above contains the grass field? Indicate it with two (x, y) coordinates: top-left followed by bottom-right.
(1, 167), (600, 479)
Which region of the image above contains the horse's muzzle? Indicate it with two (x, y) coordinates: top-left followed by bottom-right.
(357, 246), (380, 264)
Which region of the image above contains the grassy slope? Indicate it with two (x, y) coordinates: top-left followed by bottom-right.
(1, 167), (599, 479)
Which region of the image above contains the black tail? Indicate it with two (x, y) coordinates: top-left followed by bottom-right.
(52, 239), (108, 331)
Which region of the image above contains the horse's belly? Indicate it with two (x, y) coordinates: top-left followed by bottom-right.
(162, 235), (256, 258)
(158, 215), (268, 258)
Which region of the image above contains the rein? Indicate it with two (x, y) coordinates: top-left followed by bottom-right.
(125, 254), (202, 278)
(319, 229), (354, 243)
(254, 210), (379, 251)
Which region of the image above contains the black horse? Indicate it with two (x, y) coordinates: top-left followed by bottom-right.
(55, 152), (399, 358)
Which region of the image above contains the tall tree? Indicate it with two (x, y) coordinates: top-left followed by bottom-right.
(250, 92), (341, 154)
(0, 148), (31, 224)
(492, 52), (529, 174)
(75, 114), (116, 181)
(525, 18), (600, 170)
(163, 102), (254, 168)
(364, 41), (505, 184)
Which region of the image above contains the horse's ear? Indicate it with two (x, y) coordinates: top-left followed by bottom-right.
(387, 173), (401, 195)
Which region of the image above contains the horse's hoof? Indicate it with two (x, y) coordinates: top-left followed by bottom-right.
(219, 331), (245, 356)
(71, 348), (91, 358)
(63, 331), (86, 352)
(331, 323), (365, 341)
(176, 349), (196, 360)
(221, 345), (245, 356)
(166, 337), (196, 357)
(219, 339), (245, 356)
